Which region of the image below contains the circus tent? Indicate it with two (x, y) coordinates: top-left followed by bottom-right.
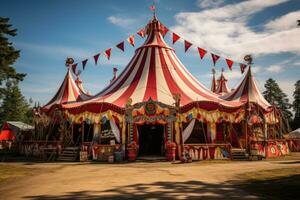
(43, 68), (90, 112)
(221, 67), (272, 111)
(62, 17), (243, 113)
(215, 69), (230, 95)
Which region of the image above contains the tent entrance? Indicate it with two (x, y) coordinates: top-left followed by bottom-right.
(138, 124), (164, 156)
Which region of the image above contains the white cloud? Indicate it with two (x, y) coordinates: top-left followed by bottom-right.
(197, 0), (224, 9)
(107, 16), (137, 28)
(266, 65), (284, 73)
(265, 11), (300, 31)
(171, 0), (300, 60)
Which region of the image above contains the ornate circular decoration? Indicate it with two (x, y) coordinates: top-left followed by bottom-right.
(270, 146), (276, 154)
(145, 102), (156, 115)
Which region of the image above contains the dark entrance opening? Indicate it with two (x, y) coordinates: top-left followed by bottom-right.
(138, 125), (164, 156)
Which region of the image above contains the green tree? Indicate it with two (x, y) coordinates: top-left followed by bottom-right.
(263, 78), (293, 123)
(0, 84), (32, 124)
(292, 80), (300, 129)
(0, 17), (26, 99)
(0, 17), (31, 124)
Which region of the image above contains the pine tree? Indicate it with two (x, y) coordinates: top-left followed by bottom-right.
(0, 84), (31, 124)
(0, 17), (26, 99)
(0, 17), (31, 124)
(263, 78), (293, 123)
(292, 80), (300, 129)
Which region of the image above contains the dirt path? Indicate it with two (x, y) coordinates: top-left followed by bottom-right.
(0, 160), (299, 199)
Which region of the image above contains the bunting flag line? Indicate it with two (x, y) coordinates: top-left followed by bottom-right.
(127, 35), (135, 47)
(94, 53), (100, 65)
(161, 24), (169, 37)
(211, 53), (220, 66)
(72, 63), (77, 74)
(137, 28), (145, 38)
(82, 59), (88, 70)
(197, 47), (207, 59)
(240, 63), (247, 74)
(116, 41), (125, 52)
(172, 32), (180, 44)
(225, 59), (234, 70)
(105, 48), (112, 60)
(184, 40), (192, 52)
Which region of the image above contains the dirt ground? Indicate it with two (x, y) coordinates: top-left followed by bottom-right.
(0, 158), (299, 200)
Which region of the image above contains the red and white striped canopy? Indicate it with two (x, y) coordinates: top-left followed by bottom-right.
(43, 68), (90, 111)
(215, 70), (230, 95)
(63, 17), (242, 111)
(221, 67), (271, 111)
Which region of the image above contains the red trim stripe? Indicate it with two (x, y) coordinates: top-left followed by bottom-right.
(143, 47), (157, 101)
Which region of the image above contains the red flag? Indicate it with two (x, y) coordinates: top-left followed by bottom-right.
(240, 63), (247, 73)
(211, 53), (220, 66)
(82, 59), (88, 70)
(94, 53), (100, 65)
(225, 59), (234, 70)
(71, 63), (77, 74)
(127, 35), (135, 47)
(197, 47), (207, 59)
(184, 40), (192, 52)
(116, 41), (124, 52)
(160, 24), (169, 37)
(149, 5), (155, 11)
(172, 32), (180, 44)
(105, 48), (112, 60)
(137, 28), (145, 38)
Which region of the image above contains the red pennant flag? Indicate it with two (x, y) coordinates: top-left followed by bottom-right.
(184, 40), (192, 52)
(240, 63), (247, 73)
(82, 59), (88, 70)
(172, 32), (180, 44)
(116, 41), (124, 52)
(105, 48), (112, 60)
(211, 53), (220, 66)
(71, 63), (77, 74)
(160, 24), (169, 37)
(94, 53), (100, 65)
(225, 59), (234, 70)
(127, 35), (135, 47)
(197, 47), (207, 59)
(137, 28), (145, 38)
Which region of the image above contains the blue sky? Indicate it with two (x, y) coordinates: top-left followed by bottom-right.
(1, 0), (300, 105)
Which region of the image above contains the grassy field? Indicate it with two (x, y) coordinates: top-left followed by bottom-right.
(0, 164), (33, 182)
(237, 167), (300, 199)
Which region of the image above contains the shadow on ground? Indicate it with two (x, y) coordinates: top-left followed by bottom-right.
(23, 174), (300, 200)
(236, 174), (300, 200)
(24, 180), (255, 200)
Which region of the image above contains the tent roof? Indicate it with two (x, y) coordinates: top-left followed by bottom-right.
(43, 68), (90, 111)
(0, 130), (16, 141)
(5, 121), (34, 131)
(215, 70), (230, 95)
(221, 67), (272, 111)
(63, 17), (242, 111)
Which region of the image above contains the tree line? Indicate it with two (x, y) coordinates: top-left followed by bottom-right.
(0, 17), (299, 130)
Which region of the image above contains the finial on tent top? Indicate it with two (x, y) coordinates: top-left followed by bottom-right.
(212, 68), (216, 75)
(65, 57), (74, 67)
(244, 54), (253, 65)
(149, 2), (156, 19)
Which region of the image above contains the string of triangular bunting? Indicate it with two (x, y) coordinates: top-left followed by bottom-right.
(70, 21), (248, 75)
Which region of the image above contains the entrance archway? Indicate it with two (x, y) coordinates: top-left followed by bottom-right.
(138, 124), (164, 156)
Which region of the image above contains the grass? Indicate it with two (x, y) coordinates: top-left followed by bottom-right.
(0, 164), (33, 182)
(237, 167), (300, 199)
